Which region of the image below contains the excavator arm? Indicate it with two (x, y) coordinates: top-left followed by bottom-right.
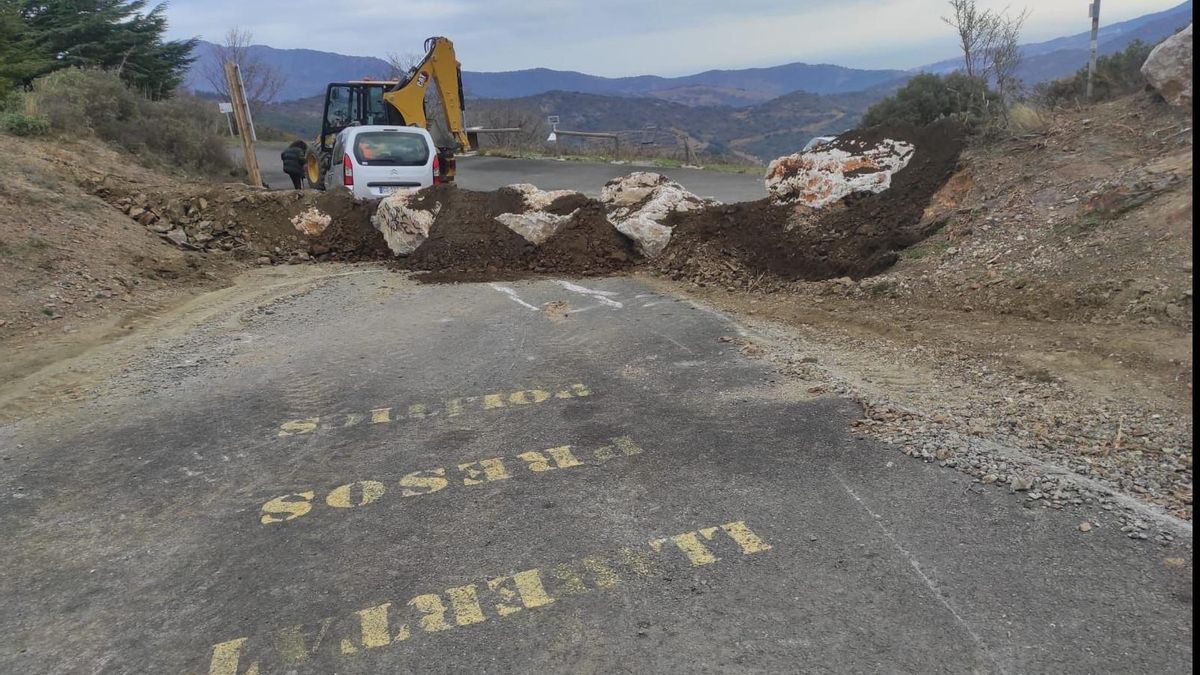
(383, 37), (471, 152)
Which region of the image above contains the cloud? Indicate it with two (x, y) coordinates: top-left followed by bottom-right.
(162, 0), (1184, 75)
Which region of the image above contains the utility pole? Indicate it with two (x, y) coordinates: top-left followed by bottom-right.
(224, 61), (263, 188)
(1086, 0), (1101, 100)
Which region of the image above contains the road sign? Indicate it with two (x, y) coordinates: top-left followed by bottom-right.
(218, 102), (233, 114)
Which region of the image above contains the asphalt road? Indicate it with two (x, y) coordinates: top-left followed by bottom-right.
(0, 271), (1191, 674)
(454, 156), (765, 203)
(240, 143), (765, 203)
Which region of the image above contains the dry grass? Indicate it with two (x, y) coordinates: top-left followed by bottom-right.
(1007, 103), (1050, 133)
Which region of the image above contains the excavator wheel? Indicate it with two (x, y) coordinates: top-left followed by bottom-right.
(305, 152), (326, 191)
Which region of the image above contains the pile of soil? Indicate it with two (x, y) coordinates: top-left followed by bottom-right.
(404, 185), (638, 281)
(305, 193), (390, 260)
(86, 120), (963, 284)
(656, 120), (966, 285)
(91, 184), (392, 263)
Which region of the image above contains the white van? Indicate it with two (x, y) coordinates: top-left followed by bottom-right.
(325, 125), (439, 199)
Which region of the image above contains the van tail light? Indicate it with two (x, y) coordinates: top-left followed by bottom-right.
(432, 154), (441, 185)
(343, 154), (354, 186)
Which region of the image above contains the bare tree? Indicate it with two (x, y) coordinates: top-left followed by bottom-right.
(467, 101), (547, 151)
(942, 0), (999, 78)
(201, 28), (286, 114)
(383, 52), (423, 80)
(988, 7), (1030, 103)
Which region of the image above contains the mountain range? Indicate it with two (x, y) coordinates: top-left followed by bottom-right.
(214, 1), (1190, 163)
(185, 1), (1190, 107)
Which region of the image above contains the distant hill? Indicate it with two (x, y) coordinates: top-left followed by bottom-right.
(457, 63), (907, 105)
(185, 42), (391, 102)
(184, 46), (903, 107)
(186, 1), (1190, 107)
(260, 87), (882, 163)
(234, 1), (1190, 163)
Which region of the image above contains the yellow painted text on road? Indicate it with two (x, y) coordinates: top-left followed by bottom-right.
(204, 520), (772, 674)
(259, 436), (644, 525)
(277, 383), (592, 437)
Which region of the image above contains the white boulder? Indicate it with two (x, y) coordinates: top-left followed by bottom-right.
(372, 191), (440, 256)
(496, 210), (577, 245)
(601, 172), (715, 257)
(506, 183), (582, 210)
(766, 138), (915, 208)
(1142, 24), (1193, 107)
(290, 207), (331, 236)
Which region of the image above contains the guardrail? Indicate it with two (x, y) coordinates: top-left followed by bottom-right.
(551, 130), (620, 161)
(464, 127), (523, 153)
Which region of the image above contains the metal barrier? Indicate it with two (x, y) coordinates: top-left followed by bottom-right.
(551, 130), (620, 161)
(464, 127), (523, 154)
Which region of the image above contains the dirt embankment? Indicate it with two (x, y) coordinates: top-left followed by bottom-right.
(656, 120), (965, 284)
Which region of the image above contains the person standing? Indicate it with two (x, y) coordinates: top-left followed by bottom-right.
(280, 140), (308, 190)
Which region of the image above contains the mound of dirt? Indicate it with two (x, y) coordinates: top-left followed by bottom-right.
(305, 193), (390, 260)
(404, 185), (638, 281)
(656, 120), (966, 284)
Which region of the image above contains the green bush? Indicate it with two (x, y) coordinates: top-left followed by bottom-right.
(0, 111), (49, 136)
(17, 68), (234, 176)
(861, 72), (1001, 130)
(1034, 41), (1155, 107)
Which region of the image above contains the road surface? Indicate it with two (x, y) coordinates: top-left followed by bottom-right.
(0, 268), (1191, 674)
(240, 143), (765, 203)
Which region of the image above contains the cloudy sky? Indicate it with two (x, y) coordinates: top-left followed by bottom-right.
(163, 0), (1184, 76)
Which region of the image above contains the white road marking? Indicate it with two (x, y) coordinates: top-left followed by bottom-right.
(556, 281), (619, 296)
(833, 470), (1007, 675)
(555, 280), (623, 308)
(489, 284), (539, 311)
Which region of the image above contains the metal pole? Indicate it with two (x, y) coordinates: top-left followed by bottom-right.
(1086, 0), (1101, 100)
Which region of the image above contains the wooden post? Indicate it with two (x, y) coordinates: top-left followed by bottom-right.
(224, 61), (263, 188)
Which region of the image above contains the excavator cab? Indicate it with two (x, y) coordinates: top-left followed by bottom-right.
(306, 81), (404, 187)
(305, 37), (470, 190)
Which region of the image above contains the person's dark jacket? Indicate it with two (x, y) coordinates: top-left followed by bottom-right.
(281, 145), (305, 175)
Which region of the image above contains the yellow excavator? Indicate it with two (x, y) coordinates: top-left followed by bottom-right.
(305, 36), (471, 188)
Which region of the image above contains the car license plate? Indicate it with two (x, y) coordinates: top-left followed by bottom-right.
(378, 186), (397, 196)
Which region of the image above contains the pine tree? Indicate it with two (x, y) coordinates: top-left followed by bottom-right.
(0, 0), (50, 96)
(18, 0), (196, 98)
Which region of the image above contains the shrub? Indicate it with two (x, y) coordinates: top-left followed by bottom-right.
(17, 68), (234, 176)
(1007, 103), (1049, 133)
(861, 72), (1001, 130)
(1034, 40), (1155, 107)
(0, 111), (49, 136)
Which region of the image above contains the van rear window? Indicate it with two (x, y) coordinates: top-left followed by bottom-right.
(353, 132), (429, 166)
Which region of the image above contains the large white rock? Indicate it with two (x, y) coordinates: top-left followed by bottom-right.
(372, 192), (440, 255)
(506, 183), (582, 210)
(496, 210), (577, 245)
(1142, 23), (1193, 107)
(765, 139), (915, 208)
(290, 207), (331, 236)
(600, 171), (668, 207)
(601, 172), (714, 257)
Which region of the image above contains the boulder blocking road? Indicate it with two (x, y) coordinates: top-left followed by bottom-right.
(0, 270), (1191, 674)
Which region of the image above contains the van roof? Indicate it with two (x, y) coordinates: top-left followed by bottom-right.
(340, 125), (433, 139)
